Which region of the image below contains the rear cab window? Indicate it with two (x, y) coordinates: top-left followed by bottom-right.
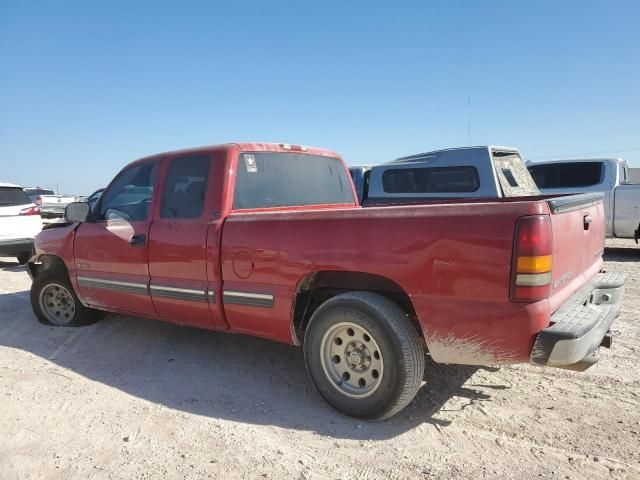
(233, 152), (354, 209)
(0, 187), (32, 207)
(528, 162), (603, 188)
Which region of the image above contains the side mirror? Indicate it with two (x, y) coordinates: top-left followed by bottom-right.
(64, 202), (91, 223)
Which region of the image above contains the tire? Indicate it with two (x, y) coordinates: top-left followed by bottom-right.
(30, 269), (104, 327)
(304, 291), (424, 420)
(16, 252), (31, 265)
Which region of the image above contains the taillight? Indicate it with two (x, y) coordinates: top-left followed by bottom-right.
(19, 206), (41, 216)
(511, 215), (553, 302)
(35, 196), (42, 206)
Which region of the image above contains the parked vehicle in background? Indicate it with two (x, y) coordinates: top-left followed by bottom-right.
(28, 142), (624, 419)
(348, 166), (370, 204)
(0, 183), (42, 264)
(36, 193), (82, 220)
(351, 146), (540, 206)
(23, 187), (55, 203)
(528, 158), (640, 241)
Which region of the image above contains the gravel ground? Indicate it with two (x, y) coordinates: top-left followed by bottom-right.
(1, 239), (639, 480)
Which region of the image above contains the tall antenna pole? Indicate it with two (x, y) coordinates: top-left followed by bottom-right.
(467, 96), (471, 145)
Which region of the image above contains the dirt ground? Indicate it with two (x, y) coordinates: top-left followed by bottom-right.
(1, 240), (639, 480)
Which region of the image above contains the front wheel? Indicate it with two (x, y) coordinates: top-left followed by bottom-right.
(304, 291), (425, 420)
(16, 252), (31, 265)
(30, 269), (104, 326)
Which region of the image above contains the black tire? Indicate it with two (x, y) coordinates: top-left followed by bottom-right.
(303, 291), (424, 420)
(16, 252), (31, 265)
(30, 269), (104, 326)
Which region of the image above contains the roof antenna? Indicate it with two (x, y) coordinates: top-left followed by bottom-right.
(467, 96), (471, 146)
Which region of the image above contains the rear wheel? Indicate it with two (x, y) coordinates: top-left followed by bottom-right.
(30, 269), (104, 326)
(304, 291), (424, 420)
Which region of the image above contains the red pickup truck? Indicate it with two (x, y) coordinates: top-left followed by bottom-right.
(27, 143), (625, 419)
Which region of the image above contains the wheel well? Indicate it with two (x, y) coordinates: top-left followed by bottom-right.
(27, 254), (69, 279)
(291, 271), (422, 345)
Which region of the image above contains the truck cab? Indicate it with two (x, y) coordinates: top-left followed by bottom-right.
(528, 158), (640, 240)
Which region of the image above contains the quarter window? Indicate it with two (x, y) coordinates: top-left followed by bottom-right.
(160, 154), (210, 219)
(98, 162), (158, 221)
(382, 166), (480, 194)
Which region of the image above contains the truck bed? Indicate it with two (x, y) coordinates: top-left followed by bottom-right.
(221, 192), (606, 365)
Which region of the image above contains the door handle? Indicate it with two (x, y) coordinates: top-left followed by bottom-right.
(583, 215), (592, 230)
(129, 233), (146, 247)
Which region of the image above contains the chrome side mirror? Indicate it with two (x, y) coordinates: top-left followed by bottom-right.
(64, 202), (90, 223)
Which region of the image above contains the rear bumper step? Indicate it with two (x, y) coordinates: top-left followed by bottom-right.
(530, 271), (626, 371)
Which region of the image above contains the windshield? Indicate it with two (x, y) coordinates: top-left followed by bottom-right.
(24, 188), (54, 196)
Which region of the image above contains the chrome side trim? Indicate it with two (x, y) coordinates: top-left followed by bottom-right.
(77, 276), (148, 295)
(150, 285), (207, 303)
(223, 290), (274, 307)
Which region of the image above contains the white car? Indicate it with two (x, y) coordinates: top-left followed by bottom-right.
(0, 182), (43, 264)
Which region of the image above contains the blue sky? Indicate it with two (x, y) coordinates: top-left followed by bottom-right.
(1, 1), (639, 194)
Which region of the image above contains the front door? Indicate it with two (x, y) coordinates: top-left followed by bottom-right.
(74, 161), (159, 316)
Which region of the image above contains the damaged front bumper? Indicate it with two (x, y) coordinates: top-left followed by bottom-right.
(530, 271), (626, 371)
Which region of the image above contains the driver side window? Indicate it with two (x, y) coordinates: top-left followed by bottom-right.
(98, 162), (158, 221)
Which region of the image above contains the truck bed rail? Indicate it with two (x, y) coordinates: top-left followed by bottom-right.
(546, 192), (605, 214)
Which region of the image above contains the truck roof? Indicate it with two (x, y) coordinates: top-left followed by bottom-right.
(528, 157), (626, 166)
(389, 145), (519, 165)
(133, 142), (341, 165)
(0, 182), (21, 188)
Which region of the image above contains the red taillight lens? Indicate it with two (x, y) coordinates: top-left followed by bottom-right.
(19, 206), (41, 216)
(35, 196), (42, 206)
(511, 215), (553, 302)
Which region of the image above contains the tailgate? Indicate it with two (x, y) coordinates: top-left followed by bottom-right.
(41, 195), (76, 206)
(547, 192), (605, 311)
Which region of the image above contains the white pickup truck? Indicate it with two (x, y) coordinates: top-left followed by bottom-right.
(36, 193), (82, 219)
(528, 158), (640, 241)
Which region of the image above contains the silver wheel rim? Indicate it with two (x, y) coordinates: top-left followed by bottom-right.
(319, 321), (384, 399)
(39, 283), (76, 325)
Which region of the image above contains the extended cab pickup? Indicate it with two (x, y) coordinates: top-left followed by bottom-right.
(28, 143), (625, 419)
(528, 158), (640, 241)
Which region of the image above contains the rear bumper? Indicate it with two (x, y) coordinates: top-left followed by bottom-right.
(41, 207), (66, 218)
(530, 271), (626, 371)
(0, 238), (35, 256)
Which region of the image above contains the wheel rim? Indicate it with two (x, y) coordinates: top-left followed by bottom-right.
(319, 321), (384, 399)
(39, 283), (76, 325)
